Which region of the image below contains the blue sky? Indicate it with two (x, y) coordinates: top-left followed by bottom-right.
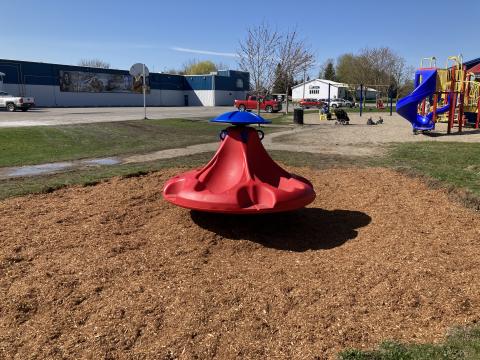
(2, 0), (479, 77)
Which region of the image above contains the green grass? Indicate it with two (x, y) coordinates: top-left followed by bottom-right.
(0, 119), (218, 167)
(375, 142), (480, 197)
(339, 325), (480, 360)
(0, 117), (286, 168)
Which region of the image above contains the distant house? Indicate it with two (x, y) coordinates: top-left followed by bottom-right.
(355, 86), (378, 101)
(291, 79), (349, 101)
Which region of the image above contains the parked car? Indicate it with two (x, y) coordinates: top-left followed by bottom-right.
(343, 99), (356, 108)
(234, 95), (282, 113)
(329, 99), (355, 108)
(0, 92), (35, 111)
(329, 99), (344, 108)
(299, 98), (323, 109)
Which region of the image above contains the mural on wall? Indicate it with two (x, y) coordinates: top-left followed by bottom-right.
(59, 70), (149, 93)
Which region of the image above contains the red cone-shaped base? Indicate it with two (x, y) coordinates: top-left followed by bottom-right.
(163, 126), (316, 214)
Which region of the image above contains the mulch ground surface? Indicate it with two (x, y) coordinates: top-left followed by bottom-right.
(0, 167), (479, 359)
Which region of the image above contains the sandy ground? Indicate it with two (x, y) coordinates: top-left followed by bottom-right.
(272, 113), (480, 156)
(1, 167), (479, 359)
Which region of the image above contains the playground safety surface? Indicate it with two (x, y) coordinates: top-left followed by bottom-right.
(0, 167), (479, 359)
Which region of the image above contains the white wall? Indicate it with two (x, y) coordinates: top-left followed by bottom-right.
(214, 90), (247, 106)
(185, 90), (214, 106)
(292, 80), (342, 101)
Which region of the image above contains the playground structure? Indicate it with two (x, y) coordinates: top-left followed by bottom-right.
(397, 56), (480, 134)
(163, 111), (316, 214)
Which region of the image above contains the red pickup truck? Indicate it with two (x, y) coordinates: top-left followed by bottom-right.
(234, 95), (282, 113)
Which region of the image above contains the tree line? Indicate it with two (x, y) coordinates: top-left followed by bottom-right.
(317, 48), (415, 98)
(236, 23), (415, 100)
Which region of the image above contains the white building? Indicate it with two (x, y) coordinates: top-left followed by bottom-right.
(292, 79), (349, 101)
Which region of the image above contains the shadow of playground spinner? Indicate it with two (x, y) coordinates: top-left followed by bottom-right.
(190, 208), (371, 252)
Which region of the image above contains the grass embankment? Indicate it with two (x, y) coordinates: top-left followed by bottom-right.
(0, 118), (286, 168)
(340, 326), (480, 360)
(377, 142), (480, 197)
(0, 152), (215, 200)
(0, 119), (220, 167)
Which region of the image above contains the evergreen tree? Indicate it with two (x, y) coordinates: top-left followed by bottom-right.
(324, 62), (336, 81)
(272, 64), (285, 94)
(272, 63), (294, 95)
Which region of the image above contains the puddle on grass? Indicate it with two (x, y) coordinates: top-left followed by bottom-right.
(4, 157), (121, 178)
(8, 162), (74, 177)
(82, 157), (120, 166)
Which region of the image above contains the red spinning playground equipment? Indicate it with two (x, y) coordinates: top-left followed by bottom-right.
(162, 111), (316, 214)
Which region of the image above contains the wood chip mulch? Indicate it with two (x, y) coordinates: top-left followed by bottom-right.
(0, 167), (479, 359)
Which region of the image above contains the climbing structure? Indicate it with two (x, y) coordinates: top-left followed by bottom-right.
(163, 111), (316, 214)
(397, 56), (480, 134)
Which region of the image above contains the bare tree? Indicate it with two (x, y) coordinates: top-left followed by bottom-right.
(277, 28), (315, 113)
(78, 58), (110, 69)
(237, 22), (281, 95)
(337, 47), (410, 87)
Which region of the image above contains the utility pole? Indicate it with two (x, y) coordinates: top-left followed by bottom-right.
(360, 84), (363, 117)
(327, 83), (331, 113)
(302, 68), (306, 99)
(285, 71), (288, 114)
(143, 63), (147, 120)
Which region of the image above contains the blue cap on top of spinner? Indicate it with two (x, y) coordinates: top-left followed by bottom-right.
(211, 111), (271, 125)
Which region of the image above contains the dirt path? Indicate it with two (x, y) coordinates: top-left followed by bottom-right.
(1, 167), (479, 359)
(277, 112), (480, 156)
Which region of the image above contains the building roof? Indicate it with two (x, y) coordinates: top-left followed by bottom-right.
(464, 57), (480, 70)
(355, 86), (378, 92)
(0, 58), (250, 92)
(467, 62), (480, 74)
(292, 78), (348, 89)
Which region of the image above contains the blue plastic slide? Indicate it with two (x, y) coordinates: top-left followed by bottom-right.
(397, 69), (451, 132)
